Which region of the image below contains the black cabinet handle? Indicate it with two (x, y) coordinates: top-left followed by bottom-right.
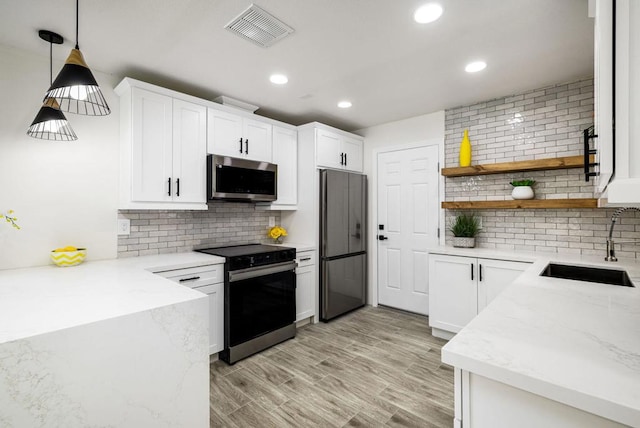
(344, 153), (347, 166)
(168, 177), (171, 196)
(176, 178), (180, 197)
(300, 257), (311, 262)
(245, 139), (249, 154)
(340, 153), (344, 165)
(179, 276), (201, 282)
(479, 264), (483, 282)
(239, 137), (243, 153)
(471, 263), (474, 281)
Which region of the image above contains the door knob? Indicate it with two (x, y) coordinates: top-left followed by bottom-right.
(378, 235), (388, 241)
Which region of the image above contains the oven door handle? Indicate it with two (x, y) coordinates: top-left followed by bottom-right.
(228, 261), (298, 282)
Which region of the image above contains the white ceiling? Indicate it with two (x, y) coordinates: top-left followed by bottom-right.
(0, 0), (594, 131)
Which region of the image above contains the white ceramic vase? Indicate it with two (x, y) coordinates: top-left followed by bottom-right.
(512, 186), (534, 200)
(452, 237), (475, 248)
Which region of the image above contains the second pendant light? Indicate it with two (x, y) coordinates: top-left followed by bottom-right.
(46, 0), (110, 116)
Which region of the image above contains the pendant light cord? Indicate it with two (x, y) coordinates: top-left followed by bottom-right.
(75, 0), (79, 49)
(49, 40), (53, 85)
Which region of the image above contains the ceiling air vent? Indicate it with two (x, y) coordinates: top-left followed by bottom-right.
(224, 4), (294, 48)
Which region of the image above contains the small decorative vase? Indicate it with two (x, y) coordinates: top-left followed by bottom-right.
(459, 129), (472, 167)
(273, 236), (283, 244)
(512, 186), (534, 200)
(452, 237), (475, 248)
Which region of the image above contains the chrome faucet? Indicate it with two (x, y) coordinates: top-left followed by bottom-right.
(605, 207), (640, 262)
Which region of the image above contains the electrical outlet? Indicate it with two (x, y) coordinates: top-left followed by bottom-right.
(117, 218), (130, 235)
(477, 217), (483, 230)
(268, 216), (276, 227)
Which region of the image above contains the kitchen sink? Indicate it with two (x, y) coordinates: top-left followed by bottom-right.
(540, 263), (635, 287)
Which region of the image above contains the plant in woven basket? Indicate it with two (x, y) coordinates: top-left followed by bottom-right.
(449, 214), (480, 248)
(449, 214), (479, 237)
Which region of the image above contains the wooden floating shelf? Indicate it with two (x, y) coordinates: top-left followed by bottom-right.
(441, 155), (594, 177)
(441, 198), (599, 210)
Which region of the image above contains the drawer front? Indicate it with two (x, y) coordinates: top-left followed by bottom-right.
(296, 250), (316, 267)
(156, 264), (224, 286)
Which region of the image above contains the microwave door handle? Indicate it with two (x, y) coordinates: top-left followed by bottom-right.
(239, 138), (243, 154)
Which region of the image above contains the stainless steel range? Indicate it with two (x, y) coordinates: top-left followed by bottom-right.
(196, 244), (297, 364)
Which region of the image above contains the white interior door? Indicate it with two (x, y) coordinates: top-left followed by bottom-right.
(377, 146), (439, 315)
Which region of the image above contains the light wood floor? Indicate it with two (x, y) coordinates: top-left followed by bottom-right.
(210, 306), (454, 427)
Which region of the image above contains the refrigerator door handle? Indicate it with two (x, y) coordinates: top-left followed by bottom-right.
(320, 170), (328, 256)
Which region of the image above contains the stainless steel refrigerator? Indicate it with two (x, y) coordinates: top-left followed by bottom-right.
(319, 169), (367, 322)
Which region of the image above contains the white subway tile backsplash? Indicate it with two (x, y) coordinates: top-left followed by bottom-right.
(117, 202), (281, 258)
(444, 77), (640, 258)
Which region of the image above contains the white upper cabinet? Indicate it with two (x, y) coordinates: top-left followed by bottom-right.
(272, 126), (298, 207)
(315, 127), (363, 172)
(116, 79), (208, 210)
(342, 135), (364, 172)
(206, 109), (243, 157)
(131, 88), (173, 203)
(172, 99), (208, 204)
(207, 107), (273, 162)
(594, 0), (640, 204)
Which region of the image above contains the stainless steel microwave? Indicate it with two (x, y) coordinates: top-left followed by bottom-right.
(207, 155), (278, 202)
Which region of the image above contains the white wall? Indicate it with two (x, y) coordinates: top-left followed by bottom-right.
(357, 111), (445, 305)
(0, 45), (120, 269)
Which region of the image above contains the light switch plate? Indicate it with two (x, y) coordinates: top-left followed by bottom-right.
(117, 218), (131, 236)
(268, 216), (276, 227)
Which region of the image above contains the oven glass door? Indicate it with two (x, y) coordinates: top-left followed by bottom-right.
(227, 263), (296, 347)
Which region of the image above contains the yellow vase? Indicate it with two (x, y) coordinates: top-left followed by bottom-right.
(459, 129), (472, 167)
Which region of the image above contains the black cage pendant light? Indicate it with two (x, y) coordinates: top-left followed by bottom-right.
(45, 0), (110, 116)
(27, 30), (78, 141)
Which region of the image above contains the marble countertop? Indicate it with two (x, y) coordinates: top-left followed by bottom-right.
(0, 252), (225, 345)
(278, 241), (316, 253)
(440, 248), (640, 426)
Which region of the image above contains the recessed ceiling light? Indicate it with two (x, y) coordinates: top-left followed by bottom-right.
(414, 3), (443, 24)
(465, 61), (487, 73)
(269, 74), (288, 84)
(338, 101), (352, 109)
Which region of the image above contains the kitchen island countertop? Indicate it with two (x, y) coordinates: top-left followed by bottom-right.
(439, 249), (640, 427)
(0, 251), (225, 345)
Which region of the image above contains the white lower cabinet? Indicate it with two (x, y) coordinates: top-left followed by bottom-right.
(429, 254), (530, 339)
(193, 282), (224, 355)
(295, 250), (316, 322)
(154, 263), (225, 354)
(456, 369), (626, 428)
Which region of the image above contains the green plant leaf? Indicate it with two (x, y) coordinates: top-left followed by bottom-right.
(448, 214), (480, 237)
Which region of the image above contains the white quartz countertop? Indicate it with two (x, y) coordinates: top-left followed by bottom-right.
(439, 247), (640, 427)
(0, 252), (225, 345)
(278, 241), (316, 252)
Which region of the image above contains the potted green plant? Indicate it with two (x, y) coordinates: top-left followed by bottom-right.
(449, 214), (480, 248)
(510, 179), (536, 200)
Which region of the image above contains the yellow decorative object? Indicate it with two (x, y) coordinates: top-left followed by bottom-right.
(50, 248), (87, 267)
(459, 129), (472, 167)
(267, 226), (288, 243)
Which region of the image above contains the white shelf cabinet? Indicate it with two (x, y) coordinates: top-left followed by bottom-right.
(155, 263), (225, 355)
(593, 0), (640, 204)
(316, 127), (363, 173)
(429, 253), (531, 339)
(258, 126), (298, 210)
(295, 250), (316, 322)
(207, 107), (272, 162)
(115, 79), (208, 210)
